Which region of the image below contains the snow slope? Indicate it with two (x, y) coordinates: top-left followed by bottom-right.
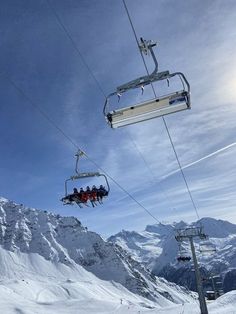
(0, 247), (235, 313)
(0, 197), (197, 313)
(0, 198), (236, 313)
(0, 246), (160, 313)
(108, 222), (178, 273)
(108, 218), (236, 291)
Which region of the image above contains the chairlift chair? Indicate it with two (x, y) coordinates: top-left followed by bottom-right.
(104, 38), (191, 128)
(199, 240), (216, 255)
(61, 150), (110, 207)
(177, 244), (191, 262)
(177, 253), (191, 262)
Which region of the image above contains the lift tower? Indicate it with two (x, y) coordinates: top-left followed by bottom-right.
(175, 226), (208, 314)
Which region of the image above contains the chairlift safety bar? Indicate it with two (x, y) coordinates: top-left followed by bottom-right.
(64, 173), (110, 196)
(104, 72), (191, 128)
(104, 38), (191, 128)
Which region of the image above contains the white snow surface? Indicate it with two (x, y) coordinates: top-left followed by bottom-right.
(0, 197), (195, 313)
(108, 218), (236, 274)
(0, 198), (235, 313)
(0, 246), (160, 313)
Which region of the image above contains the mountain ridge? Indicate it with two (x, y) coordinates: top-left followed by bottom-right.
(108, 217), (236, 292)
(0, 197), (195, 308)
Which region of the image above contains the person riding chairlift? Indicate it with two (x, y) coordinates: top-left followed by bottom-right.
(97, 185), (108, 202)
(68, 187), (80, 202)
(91, 185), (98, 202)
(86, 186), (91, 193)
(80, 187), (88, 203)
(86, 185), (97, 207)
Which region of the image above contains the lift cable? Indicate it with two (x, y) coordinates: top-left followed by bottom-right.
(43, 0), (168, 224)
(45, 0), (106, 98)
(4, 73), (161, 225)
(5, 75), (78, 149)
(46, 0), (199, 223)
(162, 118), (200, 220)
(47, 0), (176, 217)
(125, 130), (178, 212)
(121, 0), (156, 98)
(125, 131), (155, 183)
(122, 0), (200, 221)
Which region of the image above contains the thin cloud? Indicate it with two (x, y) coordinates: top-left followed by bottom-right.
(163, 142), (236, 180)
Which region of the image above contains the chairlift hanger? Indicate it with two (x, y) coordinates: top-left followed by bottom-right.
(61, 150), (110, 206)
(104, 38), (191, 128)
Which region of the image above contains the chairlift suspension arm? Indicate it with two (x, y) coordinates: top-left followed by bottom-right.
(101, 174), (110, 194)
(116, 39), (158, 94)
(116, 49), (158, 93)
(148, 44), (159, 75)
(75, 150), (85, 175)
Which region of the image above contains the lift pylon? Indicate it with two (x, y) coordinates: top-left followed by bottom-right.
(175, 226), (208, 314)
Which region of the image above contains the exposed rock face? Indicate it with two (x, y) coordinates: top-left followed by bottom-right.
(108, 217), (236, 293)
(223, 269), (236, 293)
(0, 197), (194, 305)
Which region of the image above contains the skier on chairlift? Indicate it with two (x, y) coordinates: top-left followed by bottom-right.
(80, 187), (88, 203)
(61, 151), (110, 207)
(86, 186), (91, 192)
(72, 187), (80, 201)
(97, 185), (108, 202)
(91, 185), (98, 201)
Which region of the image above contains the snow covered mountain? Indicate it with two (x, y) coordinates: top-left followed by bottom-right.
(108, 217), (236, 293)
(0, 197), (197, 313)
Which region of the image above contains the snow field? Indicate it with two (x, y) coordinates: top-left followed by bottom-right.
(0, 247), (236, 313)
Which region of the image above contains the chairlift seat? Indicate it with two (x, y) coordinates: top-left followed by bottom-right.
(61, 197), (72, 205)
(104, 38), (191, 128)
(61, 193), (83, 205)
(106, 91), (190, 128)
(177, 255), (191, 262)
(199, 241), (216, 254)
(61, 151), (110, 208)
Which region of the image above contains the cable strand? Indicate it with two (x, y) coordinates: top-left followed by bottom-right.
(44, 0), (163, 224)
(122, 0), (200, 220)
(46, 0), (107, 98)
(4, 73), (161, 224)
(122, 0), (157, 98)
(126, 130), (177, 211)
(162, 117), (200, 220)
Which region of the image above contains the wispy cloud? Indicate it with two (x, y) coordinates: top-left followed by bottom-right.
(163, 142), (236, 180)
(2, 0), (236, 236)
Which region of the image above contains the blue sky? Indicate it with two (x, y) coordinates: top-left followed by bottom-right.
(1, 0), (236, 237)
